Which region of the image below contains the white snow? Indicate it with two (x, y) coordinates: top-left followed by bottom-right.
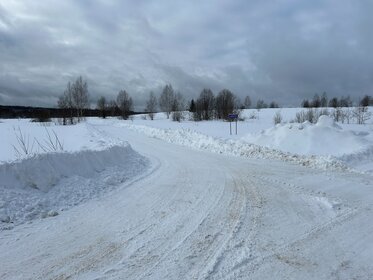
(1, 120), (104, 163)
(0, 108), (373, 279)
(125, 108), (373, 173)
(243, 115), (370, 157)
(118, 121), (349, 171)
(0, 119), (150, 229)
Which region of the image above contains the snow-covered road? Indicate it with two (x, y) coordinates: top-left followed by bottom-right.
(1, 124), (373, 279)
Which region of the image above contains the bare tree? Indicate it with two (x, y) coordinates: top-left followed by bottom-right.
(339, 96), (352, 107)
(72, 76), (89, 122)
(108, 100), (119, 117)
(58, 94), (68, 125)
(360, 95), (372, 107)
(96, 96), (107, 118)
(171, 92), (185, 122)
(244, 95), (252, 109)
(302, 99), (310, 108)
(58, 81), (75, 125)
(215, 89), (236, 120)
(329, 97), (339, 108)
(117, 90), (133, 119)
(194, 88), (215, 121)
(159, 84), (175, 118)
(269, 101), (279, 108)
(145, 91), (157, 120)
(189, 99), (196, 113)
(311, 94), (321, 108)
(320, 92), (328, 107)
(256, 99), (268, 109)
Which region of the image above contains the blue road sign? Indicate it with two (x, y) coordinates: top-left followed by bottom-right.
(228, 114), (238, 119)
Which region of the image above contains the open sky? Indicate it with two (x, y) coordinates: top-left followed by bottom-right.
(0, 0), (372, 108)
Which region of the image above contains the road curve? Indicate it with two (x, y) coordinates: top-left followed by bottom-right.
(1, 124), (373, 280)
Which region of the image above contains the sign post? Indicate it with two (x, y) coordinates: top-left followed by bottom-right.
(228, 114), (238, 135)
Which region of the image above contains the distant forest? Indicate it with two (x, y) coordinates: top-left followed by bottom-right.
(0, 105), (134, 120)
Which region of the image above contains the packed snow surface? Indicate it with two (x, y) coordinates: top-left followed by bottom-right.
(0, 108), (373, 279)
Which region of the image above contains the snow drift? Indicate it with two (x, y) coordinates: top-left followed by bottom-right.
(0, 144), (150, 229)
(119, 122), (348, 171)
(243, 115), (370, 157)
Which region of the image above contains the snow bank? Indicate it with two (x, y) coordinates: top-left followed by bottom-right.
(119, 123), (348, 171)
(0, 145), (150, 229)
(242, 115), (370, 157)
(0, 119), (116, 163)
(123, 111), (373, 173)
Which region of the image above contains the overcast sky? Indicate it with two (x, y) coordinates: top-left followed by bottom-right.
(0, 0), (372, 108)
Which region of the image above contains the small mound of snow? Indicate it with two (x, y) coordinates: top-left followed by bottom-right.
(337, 146), (373, 173)
(315, 115), (341, 129)
(0, 145), (150, 229)
(243, 116), (369, 157)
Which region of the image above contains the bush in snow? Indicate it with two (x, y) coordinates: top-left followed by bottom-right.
(332, 107), (352, 124)
(332, 107), (343, 122)
(294, 109), (315, 123)
(12, 127), (35, 158)
(341, 108), (352, 124)
(248, 111), (258, 119)
(294, 108), (329, 124)
(273, 111), (283, 125)
(353, 106), (371, 124)
(12, 127), (64, 159)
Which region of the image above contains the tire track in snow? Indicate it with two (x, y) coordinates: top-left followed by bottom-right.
(221, 173), (360, 279)
(99, 164), (228, 279)
(202, 173), (265, 280)
(110, 168), (247, 280)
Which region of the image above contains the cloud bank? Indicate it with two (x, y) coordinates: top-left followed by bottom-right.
(0, 0), (372, 107)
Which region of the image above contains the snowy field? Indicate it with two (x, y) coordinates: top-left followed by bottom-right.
(1, 107), (373, 279)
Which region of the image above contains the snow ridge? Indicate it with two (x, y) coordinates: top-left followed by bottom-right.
(120, 124), (350, 171)
(0, 144), (150, 229)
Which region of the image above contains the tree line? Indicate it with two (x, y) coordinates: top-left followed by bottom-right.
(54, 76), (372, 125)
(301, 92), (373, 108)
(93, 83), (272, 122)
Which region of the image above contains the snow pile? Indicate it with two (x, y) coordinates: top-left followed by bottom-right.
(0, 119), (117, 163)
(0, 144), (150, 229)
(119, 123), (348, 171)
(242, 115), (370, 157)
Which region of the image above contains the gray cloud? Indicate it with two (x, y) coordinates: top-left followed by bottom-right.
(0, 0), (372, 108)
